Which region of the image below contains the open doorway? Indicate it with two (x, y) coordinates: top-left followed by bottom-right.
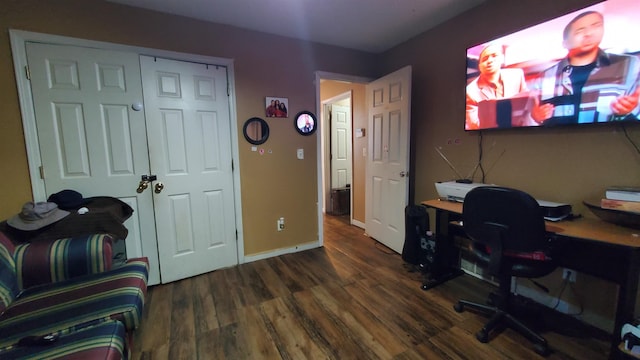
(324, 93), (352, 217)
(315, 68), (412, 255)
(316, 72), (370, 231)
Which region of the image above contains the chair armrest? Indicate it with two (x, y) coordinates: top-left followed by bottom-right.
(13, 234), (113, 290)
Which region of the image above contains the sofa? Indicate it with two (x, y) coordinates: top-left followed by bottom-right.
(0, 230), (148, 359)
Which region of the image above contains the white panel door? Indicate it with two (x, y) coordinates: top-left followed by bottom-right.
(26, 42), (161, 285)
(140, 56), (237, 283)
(331, 104), (352, 188)
(365, 66), (412, 253)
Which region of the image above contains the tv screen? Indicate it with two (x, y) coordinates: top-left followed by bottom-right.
(465, 0), (640, 131)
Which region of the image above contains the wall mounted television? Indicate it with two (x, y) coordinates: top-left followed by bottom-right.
(465, 0), (640, 131)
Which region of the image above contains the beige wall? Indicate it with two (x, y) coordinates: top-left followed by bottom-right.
(320, 80), (367, 223)
(0, 0), (377, 256)
(381, 0), (639, 331)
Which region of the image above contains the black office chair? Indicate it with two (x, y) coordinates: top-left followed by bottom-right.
(453, 186), (556, 356)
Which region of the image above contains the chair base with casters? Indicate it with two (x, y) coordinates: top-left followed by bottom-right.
(453, 272), (551, 356)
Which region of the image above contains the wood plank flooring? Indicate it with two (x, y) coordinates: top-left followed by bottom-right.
(131, 214), (610, 359)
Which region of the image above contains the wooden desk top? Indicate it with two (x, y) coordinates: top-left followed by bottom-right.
(421, 199), (640, 248)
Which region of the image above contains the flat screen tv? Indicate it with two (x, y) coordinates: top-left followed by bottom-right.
(465, 0), (640, 131)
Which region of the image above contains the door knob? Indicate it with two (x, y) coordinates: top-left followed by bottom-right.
(136, 180), (149, 193)
(400, 171), (408, 177)
(137, 174), (157, 193)
(154, 182), (164, 194)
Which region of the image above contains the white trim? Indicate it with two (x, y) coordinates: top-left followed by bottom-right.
(351, 218), (365, 229)
(315, 72), (324, 247)
(9, 31), (45, 201)
(315, 71), (372, 84)
(225, 61), (246, 265)
(242, 241), (322, 263)
(9, 29), (245, 264)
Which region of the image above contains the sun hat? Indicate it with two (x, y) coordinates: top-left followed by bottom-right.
(47, 189), (89, 210)
(6, 202), (70, 231)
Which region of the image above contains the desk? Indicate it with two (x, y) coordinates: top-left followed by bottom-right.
(421, 199), (640, 360)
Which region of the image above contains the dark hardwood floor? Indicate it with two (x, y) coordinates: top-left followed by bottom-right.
(131, 214), (610, 359)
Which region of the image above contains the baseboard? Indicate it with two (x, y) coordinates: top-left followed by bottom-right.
(351, 219), (365, 229)
(242, 241), (321, 263)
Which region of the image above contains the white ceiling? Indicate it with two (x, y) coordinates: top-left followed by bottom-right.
(106, 0), (485, 53)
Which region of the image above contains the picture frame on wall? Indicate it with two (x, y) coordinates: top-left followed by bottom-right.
(265, 96), (289, 118)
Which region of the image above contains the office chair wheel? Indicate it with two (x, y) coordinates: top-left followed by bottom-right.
(476, 330), (489, 343)
(453, 302), (464, 313)
(533, 343), (550, 357)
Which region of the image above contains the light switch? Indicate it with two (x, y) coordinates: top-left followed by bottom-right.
(297, 148), (304, 159)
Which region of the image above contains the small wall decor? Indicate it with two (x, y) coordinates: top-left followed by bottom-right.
(294, 111), (317, 136)
(265, 97), (288, 118)
(243, 117), (269, 145)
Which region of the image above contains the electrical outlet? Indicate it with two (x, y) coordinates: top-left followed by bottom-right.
(562, 268), (576, 283)
(277, 217), (285, 231)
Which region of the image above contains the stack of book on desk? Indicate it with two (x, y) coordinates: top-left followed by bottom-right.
(601, 186), (640, 214)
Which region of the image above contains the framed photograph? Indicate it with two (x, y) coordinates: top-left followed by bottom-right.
(265, 96), (289, 118)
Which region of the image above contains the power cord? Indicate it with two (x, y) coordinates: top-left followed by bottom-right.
(552, 271), (584, 316)
(478, 131), (486, 183)
(567, 282), (584, 316)
(552, 279), (568, 310)
(529, 279), (550, 293)
(621, 123), (640, 155)
(472, 132), (504, 183)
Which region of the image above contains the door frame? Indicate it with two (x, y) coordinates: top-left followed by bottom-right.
(314, 71), (371, 244)
(9, 29), (246, 263)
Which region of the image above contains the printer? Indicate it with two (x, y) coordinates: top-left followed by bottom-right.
(434, 181), (572, 221)
(435, 181), (485, 203)
(622, 323), (640, 355)
(536, 199), (572, 221)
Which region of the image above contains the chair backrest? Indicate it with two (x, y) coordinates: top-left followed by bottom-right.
(463, 186), (547, 255)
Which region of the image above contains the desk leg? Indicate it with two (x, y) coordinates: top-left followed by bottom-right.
(421, 207), (464, 290)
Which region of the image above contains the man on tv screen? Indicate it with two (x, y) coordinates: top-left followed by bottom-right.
(530, 11), (640, 126)
(465, 44), (528, 130)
